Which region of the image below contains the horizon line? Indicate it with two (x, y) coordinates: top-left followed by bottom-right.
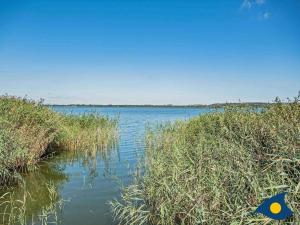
(45, 102), (273, 108)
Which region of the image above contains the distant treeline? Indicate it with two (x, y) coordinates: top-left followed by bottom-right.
(46, 102), (274, 108)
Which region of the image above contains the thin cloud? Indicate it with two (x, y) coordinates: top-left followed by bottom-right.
(241, 0), (271, 20)
(241, 0), (266, 9)
(256, 0), (266, 5)
(263, 11), (271, 19)
(241, 0), (253, 9)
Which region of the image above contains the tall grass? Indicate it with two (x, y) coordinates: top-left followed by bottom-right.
(111, 96), (300, 224)
(0, 95), (118, 187)
(54, 113), (118, 152)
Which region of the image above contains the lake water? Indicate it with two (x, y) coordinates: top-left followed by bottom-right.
(2, 107), (212, 225)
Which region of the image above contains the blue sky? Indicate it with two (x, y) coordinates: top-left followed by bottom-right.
(0, 0), (299, 104)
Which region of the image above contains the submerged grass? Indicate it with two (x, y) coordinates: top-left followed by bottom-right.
(0, 182), (64, 225)
(0, 95), (118, 187)
(111, 96), (300, 224)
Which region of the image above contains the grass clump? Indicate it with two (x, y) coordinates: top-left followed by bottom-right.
(55, 113), (118, 152)
(0, 95), (118, 187)
(111, 96), (300, 224)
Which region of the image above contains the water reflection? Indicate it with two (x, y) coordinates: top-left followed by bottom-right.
(0, 145), (118, 225)
(0, 160), (68, 225)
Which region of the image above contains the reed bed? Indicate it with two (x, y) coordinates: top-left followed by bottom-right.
(0, 95), (118, 187)
(54, 113), (118, 152)
(111, 96), (300, 225)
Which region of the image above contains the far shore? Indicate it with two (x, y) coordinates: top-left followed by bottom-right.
(46, 102), (274, 108)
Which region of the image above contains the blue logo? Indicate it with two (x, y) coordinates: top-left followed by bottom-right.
(255, 192), (293, 220)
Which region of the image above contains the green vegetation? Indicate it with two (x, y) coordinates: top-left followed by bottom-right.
(0, 96), (118, 187)
(111, 96), (300, 224)
(56, 113), (118, 152)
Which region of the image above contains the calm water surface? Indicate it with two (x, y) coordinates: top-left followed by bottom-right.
(6, 107), (213, 225)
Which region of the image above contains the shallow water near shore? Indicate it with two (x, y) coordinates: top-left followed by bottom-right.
(1, 106), (212, 225)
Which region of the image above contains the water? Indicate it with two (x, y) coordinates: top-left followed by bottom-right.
(2, 107), (212, 225)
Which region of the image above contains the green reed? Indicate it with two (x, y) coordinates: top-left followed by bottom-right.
(111, 95), (300, 225)
(0, 95), (118, 187)
(54, 113), (118, 152)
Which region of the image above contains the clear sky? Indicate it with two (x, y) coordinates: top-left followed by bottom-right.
(0, 0), (299, 105)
